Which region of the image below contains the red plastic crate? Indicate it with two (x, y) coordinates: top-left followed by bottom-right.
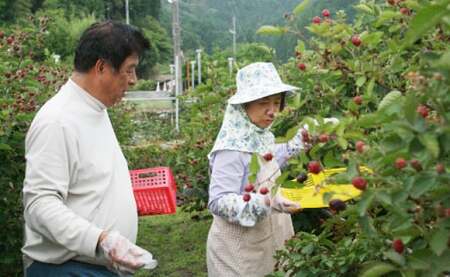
(130, 167), (177, 216)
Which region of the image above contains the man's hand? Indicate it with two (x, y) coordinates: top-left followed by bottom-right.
(98, 231), (157, 274)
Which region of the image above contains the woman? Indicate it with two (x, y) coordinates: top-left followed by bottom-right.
(206, 62), (307, 276)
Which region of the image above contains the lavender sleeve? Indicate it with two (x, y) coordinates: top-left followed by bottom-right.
(207, 150), (249, 214)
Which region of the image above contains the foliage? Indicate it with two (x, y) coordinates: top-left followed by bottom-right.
(0, 17), (70, 276)
(260, 0), (450, 275)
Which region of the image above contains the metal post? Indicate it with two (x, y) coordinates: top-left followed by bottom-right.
(232, 15), (236, 59)
(196, 49), (202, 84)
(171, 0), (182, 132)
(125, 0), (129, 24)
(228, 57), (234, 77)
(191, 61), (195, 89)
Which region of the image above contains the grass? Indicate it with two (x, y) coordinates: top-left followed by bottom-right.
(135, 210), (212, 277)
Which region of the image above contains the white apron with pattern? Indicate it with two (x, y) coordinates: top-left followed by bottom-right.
(207, 156), (294, 277)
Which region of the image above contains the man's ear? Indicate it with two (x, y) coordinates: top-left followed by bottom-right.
(94, 59), (106, 74)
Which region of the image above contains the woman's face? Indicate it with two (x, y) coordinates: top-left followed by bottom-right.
(244, 94), (282, 128)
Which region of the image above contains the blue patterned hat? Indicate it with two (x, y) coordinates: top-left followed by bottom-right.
(228, 62), (298, 104)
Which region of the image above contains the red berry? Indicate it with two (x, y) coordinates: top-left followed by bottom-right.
(351, 35), (362, 47)
(355, 141), (365, 153)
(400, 7), (411, 15)
(445, 208), (450, 218)
(244, 183), (254, 193)
(436, 163), (445, 174)
(301, 129), (310, 143)
(329, 199), (346, 212)
(0, 31), (4, 39)
(243, 193), (251, 202)
(319, 134), (329, 143)
(322, 9), (330, 17)
(395, 158), (407, 170)
(410, 159), (422, 172)
(297, 63), (306, 71)
(263, 153), (273, 161)
(259, 187), (269, 195)
(6, 36), (14, 45)
(312, 16), (321, 24)
(416, 105), (429, 118)
(352, 176), (367, 190)
(353, 95), (363, 105)
(392, 239), (404, 254)
(308, 161), (322, 174)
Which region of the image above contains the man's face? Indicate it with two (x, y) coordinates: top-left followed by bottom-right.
(244, 94), (282, 128)
(102, 54), (139, 107)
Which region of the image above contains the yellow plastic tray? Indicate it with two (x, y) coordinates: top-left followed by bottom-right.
(280, 166), (372, 208)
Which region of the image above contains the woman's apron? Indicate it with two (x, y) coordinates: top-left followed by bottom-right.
(207, 156), (294, 277)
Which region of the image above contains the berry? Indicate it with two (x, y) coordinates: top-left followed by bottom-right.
(400, 7), (411, 15)
(308, 161), (322, 174)
(392, 239), (404, 254)
(353, 95), (363, 105)
(445, 208), (450, 218)
(410, 159), (422, 172)
(0, 31), (4, 39)
(355, 141), (365, 153)
(329, 199), (346, 212)
(312, 16), (321, 24)
(6, 36), (14, 45)
(351, 35), (362, 47)
(395, 158), (407, 170)
(296, 173), (308, 183)
(243, 194), (251, 202)
(301, 129), (310, 143)
(263, 153), (273, 161)
(319, 134), (329, 143)
(352, 176), (367, 190)
(322, 9), (330, 17)
(436, 163), (445, 174)
(416, 105), (429, 118)
(297, 63), (306, 71)
(259, 187), (269, 195)
(244, 183), (254, 193)
(387, 0), (396, 5)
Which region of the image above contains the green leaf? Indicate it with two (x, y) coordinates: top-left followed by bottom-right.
(433, 50), (450, 70)
(292, 0), (311, 16)
(360, 261), (397, 277)
(0, 143), (13, 151)
(378, 91), (402, 111)
(375, 11), (401, 26)
(361, 32), (384, 47)
(404, 93), (418, 124)
(430, 228), (448, 256)
(402, 0), (450, 48)
(248, 154), (260, 183)
(354, 4), (374, 15)
(410, 174), (436, 198)
(356, 76), (367, 87)
(418, 133), (440, 158)
(384, 250), (406, 266)
(256, 25), (287, 36)
(357, 190), (375, 216)
(407, 249), (432, 270)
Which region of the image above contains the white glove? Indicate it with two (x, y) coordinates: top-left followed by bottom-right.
(217, 193), (271, 227)
(99, 231), (157, 276)
(272, 192), (301, 214)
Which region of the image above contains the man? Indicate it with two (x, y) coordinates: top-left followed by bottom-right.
(22, 21), (156, 276)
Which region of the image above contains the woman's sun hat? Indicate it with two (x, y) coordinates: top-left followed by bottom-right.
(228, 62), (298, 105)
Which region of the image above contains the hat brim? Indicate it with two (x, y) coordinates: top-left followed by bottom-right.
(228, 84), (299, 105)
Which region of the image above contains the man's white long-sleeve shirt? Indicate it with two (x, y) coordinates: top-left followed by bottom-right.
(22, 79), (137, 267)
